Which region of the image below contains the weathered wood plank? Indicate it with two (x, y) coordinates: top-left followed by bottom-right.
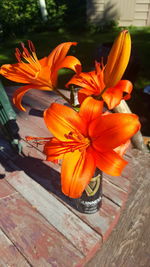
(0, 228), (30, 267)
(86, 150), (150, 267)
(103, 179), (128, 207)
(124, 144), (133, 158)
(99, 197), (121, 241)
(70, 196), (121, 241)
(17, 113), (50, 139)
(121, 157), (134, 180)
(6, 86), (69, 112)
(0, 153), (17, 199)
(0, 179), (16, 199)
(103, 173), (130, 192)
(0, 193), (85, 267)
(5, 170), (102, 257)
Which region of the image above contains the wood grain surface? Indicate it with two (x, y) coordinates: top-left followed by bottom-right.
(5, 170), (102, 257)
(0, 193), (83, 267)
(0, 229), (30, 267)
(86, 149), (150, 267)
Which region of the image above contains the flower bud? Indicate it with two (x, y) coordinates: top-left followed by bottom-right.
(104, 30), (131, 88)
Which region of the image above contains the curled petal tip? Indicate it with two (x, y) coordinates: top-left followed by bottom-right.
(12, 97), (26, 112)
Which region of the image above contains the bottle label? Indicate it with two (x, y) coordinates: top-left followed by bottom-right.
(80, 196), (102, 207)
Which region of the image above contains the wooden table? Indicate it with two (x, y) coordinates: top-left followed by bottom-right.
(0, 87), (149, 266)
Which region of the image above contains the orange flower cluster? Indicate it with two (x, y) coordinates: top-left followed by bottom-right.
(67, 30), (132, 109)
(0, 31), (141, 198)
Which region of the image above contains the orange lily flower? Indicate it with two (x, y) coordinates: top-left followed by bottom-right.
(66, 30), (132, 110)
(67, 61), (133, 110)
(0, 41), (81, 111)
(42, 97), (140, 198)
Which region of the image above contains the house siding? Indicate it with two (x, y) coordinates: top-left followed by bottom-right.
(87, 0), (150, 26)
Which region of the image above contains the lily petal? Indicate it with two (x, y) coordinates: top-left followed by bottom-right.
(89, 113), (140, 150)
(66, 71), (99, 92)
(0, 63), (33, 84)
(102, 80), (133, 109)
(55, 56), (81, 73)
(0, 60), (52, 86)
(78, 88), (93, 104)
(102, 87), (122, 110)
(44, 103), (86, 140)
(47, 42), (78, 67)
(12, 84), (51, 111)
(51, 56), (81, 85)
(93, 148), (128, 176)
(79, 97), (103, 127)
(61, 148), (95, 198)
(39, 57), (49, 66)
(121, 80), (133, 99)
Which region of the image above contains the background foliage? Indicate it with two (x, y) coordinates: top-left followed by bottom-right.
(0, 0), (86, 37)
(0, 0), (40, 36)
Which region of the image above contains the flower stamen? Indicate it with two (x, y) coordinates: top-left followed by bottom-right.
(64, 131), (90, 153)
(15, 41), (41, 78)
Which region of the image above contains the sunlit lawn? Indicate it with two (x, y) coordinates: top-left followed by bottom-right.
(0, 26), (150, 90)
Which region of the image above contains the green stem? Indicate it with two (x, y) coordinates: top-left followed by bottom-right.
(55, 88), (72, 105)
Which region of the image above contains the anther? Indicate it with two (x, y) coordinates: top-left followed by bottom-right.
(21, 42), (25, 49)
(23, 47), (30, 58)
(15, 48), (21, 62)
(28, 40), (36, 53)
(64, 132), (73, 140)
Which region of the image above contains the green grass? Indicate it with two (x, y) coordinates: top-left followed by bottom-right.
(0, 26), (150, 90)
